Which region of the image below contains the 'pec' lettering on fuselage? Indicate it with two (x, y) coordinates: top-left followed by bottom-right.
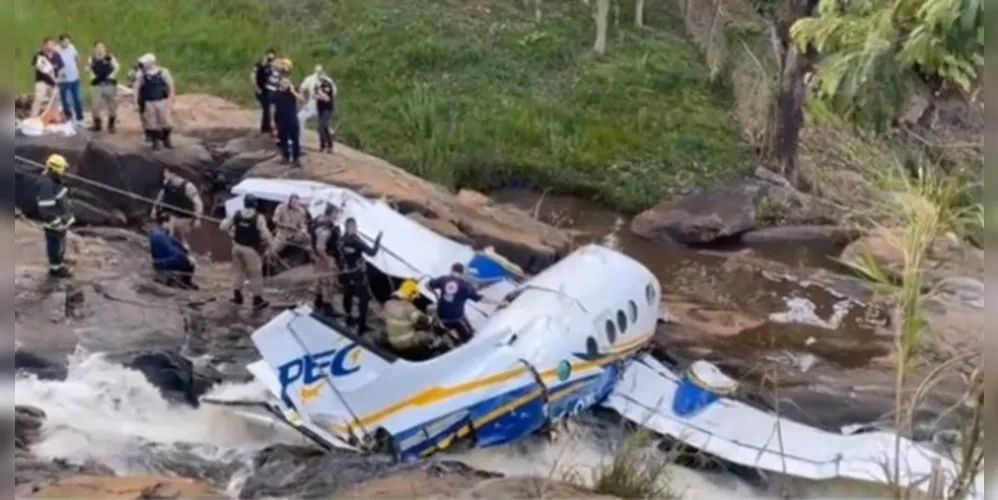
(277, 344), (361, 404)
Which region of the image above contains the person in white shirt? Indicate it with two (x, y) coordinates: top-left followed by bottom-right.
(56, 34), (84, 124)
(297, 65), (336, 132)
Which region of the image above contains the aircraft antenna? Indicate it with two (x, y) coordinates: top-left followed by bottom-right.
(286, 316), (373, 447)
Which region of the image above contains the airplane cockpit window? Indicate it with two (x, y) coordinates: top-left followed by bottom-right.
(645, 282), (656, 305)
(604, 319), (617, 344)
(627, 300), (638, 323)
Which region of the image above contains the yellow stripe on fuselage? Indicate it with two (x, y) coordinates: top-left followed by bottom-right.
(328, 333), (652, 433)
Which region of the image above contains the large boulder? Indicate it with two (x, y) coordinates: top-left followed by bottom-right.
(631, 184), (761, 245)
(839, 227), (984, 286)
(239, 444), (500, 498)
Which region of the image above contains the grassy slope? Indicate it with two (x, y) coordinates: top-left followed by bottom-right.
(15, 0), (750, 211)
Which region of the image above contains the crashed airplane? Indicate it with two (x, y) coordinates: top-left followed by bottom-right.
(205, 178), (982, 499)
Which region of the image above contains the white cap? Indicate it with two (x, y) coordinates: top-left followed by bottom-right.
(138, 53), (156, 64)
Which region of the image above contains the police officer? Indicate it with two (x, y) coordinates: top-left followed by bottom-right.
(339, 217), (383, 332)
(384, 279), (443, 357)
(133, 53), (175, 149)
(310, 203), (342, 316)
(88, 41), (119, 133)
(314, 71), (336, 153)
(220, 194), (273, 311)
(272, 75), (303, 167)
(151, 170), (203, 249)
(271, 193), (309, 255)
(251, 48), (278, 134)
(36, 154), (75, 279)
(427, 262), (505, 344)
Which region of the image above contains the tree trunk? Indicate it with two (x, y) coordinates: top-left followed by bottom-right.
(635, 0), (645, 27)
(534, 0), (543, 21)
(762, 0), (819, 187)
(594, 0), (610, 55)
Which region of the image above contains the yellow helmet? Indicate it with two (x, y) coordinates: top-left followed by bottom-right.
(44, 154), (68, 174)
(277, 57), (292, 70)
(395, 279), (419, 301)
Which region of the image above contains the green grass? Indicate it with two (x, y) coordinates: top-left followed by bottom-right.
(15, 0), (751, 211)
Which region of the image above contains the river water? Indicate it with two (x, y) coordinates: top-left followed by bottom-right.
(12, 189), (898, 498)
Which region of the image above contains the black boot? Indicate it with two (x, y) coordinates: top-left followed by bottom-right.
(162, 128), (173, 148)
(108, 116), (116, 134)
(181, 275), (200, 291)
(48, 267), (72, 279)
(149, 130), (161, 150)
(89, 118), (102, 132)
(252, 295), (270, 311)
(144, 129), (154, 143)
(231, 289), (244, 305)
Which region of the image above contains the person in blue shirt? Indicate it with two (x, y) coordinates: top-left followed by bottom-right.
(148, 214), (198, 290)
(427, 262), (504, 344)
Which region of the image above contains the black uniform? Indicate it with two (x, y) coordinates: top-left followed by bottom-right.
(311, 218), (343, 265)
(315, 77), (335, 152)
(253, 59), (278, 133)
(272, 88), (301, 165)
(338, 232), (381, 331)
(158, 180), (194, 219)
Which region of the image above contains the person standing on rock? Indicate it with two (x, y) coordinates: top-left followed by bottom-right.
(314, 71), (337, 153)
(151, 170), (203, 250)
(271, 193), (310, 256)
(29, 38), (64, 118)
(56, 34), (84, 126)
(220, 194), (272, 311)
(251, 48), (279, 134)
(36, 154), (75, 279)
(310, 203), (342, 316)
(133, 53), (175, 150)
(297, 64), (333, 133)
(87, 41), (120, 133)
(272, 75), (303, 167)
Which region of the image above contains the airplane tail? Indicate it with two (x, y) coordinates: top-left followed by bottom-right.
(251, 307), (391, 445)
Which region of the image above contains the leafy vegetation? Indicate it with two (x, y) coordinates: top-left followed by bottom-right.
(14, 0), (751, 212)
(791, 0), (983, 131)
(564, 429), (682, 499)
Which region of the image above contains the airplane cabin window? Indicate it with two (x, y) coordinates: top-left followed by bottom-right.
(604, 319), (616, 345)
(627, 300), (638, 323)
(616, 309), (627, 333)
(645, 283), (656, 305)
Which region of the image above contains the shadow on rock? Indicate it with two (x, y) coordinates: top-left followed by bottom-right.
(13, 350), (68, 381)
(105, 350), (224, 408)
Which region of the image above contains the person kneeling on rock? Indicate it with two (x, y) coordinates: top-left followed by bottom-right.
(220, 194), (273, 311)
(148, 213), (199, 290)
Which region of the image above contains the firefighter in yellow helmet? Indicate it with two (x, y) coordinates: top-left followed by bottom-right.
(36, 154), (75, 278)
(383, 279), (445, 356)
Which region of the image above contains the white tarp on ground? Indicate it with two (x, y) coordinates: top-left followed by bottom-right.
(15, 117), (78, 137)
(603, 354), (984, 499)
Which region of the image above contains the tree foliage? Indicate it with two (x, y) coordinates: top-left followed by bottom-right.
(789, 0), (982, 130)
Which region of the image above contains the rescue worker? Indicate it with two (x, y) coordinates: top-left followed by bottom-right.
(88, 41), (120, 133)
(339, 217), (383, 332)
(29, 38), (64, 118)
(271, 193), (310, 255)
(250, 48), (278, 134)
(133, 53), (176, 150)
(310, 203), (342, 316)
(220, 194), (273, 311)
(36, 154), (75, 279)
(427, 262), (505, 344)
(272, 75), (303, 167)
(151, 170), (203, 249)
(384, 279), (444, 356)
(148, 213), (198, 290)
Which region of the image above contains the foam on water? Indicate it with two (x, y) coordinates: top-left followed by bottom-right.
(14, 351), (298, 474)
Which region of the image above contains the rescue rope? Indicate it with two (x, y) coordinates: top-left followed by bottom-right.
(13, 154), (369, 283)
